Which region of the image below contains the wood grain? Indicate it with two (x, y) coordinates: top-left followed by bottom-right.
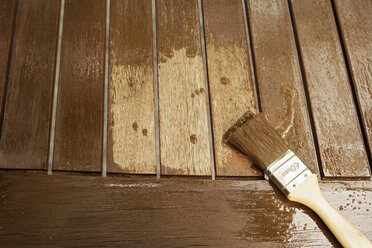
(2, 171), (372, 247)
(203, 0), (259, 177)
(108, 0), (155, 174)
(0, 0), (16, 117)
(290, 0), (370, 177)
(157, 0), (212, 175)
(333, 0), (372, 155)
(247, 0), (318, 174)
(53, 0), (105, 172)
(0, 0), (59, 169)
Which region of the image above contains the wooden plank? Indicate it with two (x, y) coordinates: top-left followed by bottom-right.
(157, 0), (212, 175)
(108, 0), (155, 174)
(333, 0), (372, 155)
(2, 171), (372, 247)
(290, 0), (370, 177)
(0, 0), (16, 117)
(53, 0), (105, 172)
(202, 0), (259, 177)
(246, 0), (318, 174)
(0, 0), (60, 169)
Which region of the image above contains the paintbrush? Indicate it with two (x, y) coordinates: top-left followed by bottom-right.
(224, 111), (372, 248)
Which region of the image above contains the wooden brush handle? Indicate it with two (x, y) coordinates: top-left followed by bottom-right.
(288, 174), (372, 248)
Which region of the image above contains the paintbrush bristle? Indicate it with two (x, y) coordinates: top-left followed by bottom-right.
(223, 111), (289, 171)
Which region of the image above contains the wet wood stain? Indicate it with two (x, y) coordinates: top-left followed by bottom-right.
(0, 0), (16, 118)
(247, 0), (319, 174)
(108, 0), (156, 174)
(53, 0), (105, 172)
(2, 172), (372, 247)
(0, 0), (59, 169)
(333, 0), (372, 155)
(291, 0), (370, 177)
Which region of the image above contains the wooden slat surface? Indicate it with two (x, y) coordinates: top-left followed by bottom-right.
(0, 0), (16, 117)
(290, 0), (370, 177)
(0, 0), (59, 169)
(203, 0), (259, 177)
(333, 0), (372, 155)
(247, 0), (319, 174)
(53, 0), (105, 172)
(2, 171), (372, 247)
(108, 0), (156, 174)
(157, 0), (212, 175)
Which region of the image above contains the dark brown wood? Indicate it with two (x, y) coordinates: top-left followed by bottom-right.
(203, 0), (260, 177)
(0, 0), (59, 169)
(333, 0), (372, 155)
(0, 0), (16, 117)
(247, 0), (319, 174)
(157, 0), (212, 175)
(53, 0), (105, 172)
(290, 0), (370, 177)
(108, 0), (156, 174)
(2, 171), (372, 247)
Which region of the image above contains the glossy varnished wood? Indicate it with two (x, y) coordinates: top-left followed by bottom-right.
(0, 0), (16, 116)
(333, 0), (372, 155)
(108, 0), (156, 174)
(1, 171), (372, 247)
(0, 0), (59, 169)
(157, 0), (212, 175)
(53, 0), (105, 172)
(290, 0), (370, 177)
(246, 0), (318, 174)
(203, 0), (259, 177)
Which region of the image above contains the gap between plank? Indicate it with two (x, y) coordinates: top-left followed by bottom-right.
(0, 0), (18, 139)
(197, 0), (216, 180)
(242, 0), (261, 114)
(152, 0), (161, 179)
(329, 0), (372, 173)
(286, 0), (323, 180)
(47, 0), (65, 175)
(102, 0), (110, 177)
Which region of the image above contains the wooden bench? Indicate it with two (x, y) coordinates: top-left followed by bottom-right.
(0, 0), (371, 247)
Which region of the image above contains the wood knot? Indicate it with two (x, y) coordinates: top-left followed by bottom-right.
(142, 128), (148, 136)
(190, 134), (197, 144)
(220, 77), (230, 85)
(132, 122), (138, 131)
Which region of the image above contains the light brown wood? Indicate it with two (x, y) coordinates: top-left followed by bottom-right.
(0, 0), (16, 116)
(333, 0), (372, 155)
(108, 0), (156, 174)
(53, 0), (105, 172)
(247, 0), (319, 174)
(203, 0), (259, 177)
(0, 0), (59, 169)
(288, 174), (372, 248)
(2, 171), (372, 247)
(290, 0), (370, 177)
(157, 0), (212, 175)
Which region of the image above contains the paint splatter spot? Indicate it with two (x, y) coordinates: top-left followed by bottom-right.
(220, 76), (230, 85)
(195, 89), (200, 95)
(191, 93), (195, 98)
(142, 129), (148, 136)
(132, 122), (138, 131)
(190, 134), (197, 144)
(339, 205), (344, 210)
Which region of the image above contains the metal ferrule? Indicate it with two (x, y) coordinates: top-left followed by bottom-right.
(264, 150), (313, 196)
